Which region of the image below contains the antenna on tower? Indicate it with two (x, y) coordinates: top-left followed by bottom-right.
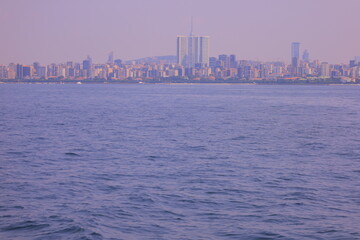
(190, 16), (193, 36)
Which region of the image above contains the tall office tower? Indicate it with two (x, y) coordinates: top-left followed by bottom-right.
(177, 36), (188, 66)
(199, 36), (209, 67)
(187, 36), (197, 67)
(291, 42), (300, 76)
(33, 62), (40, 75)
(22, 66), (31, 78)
(37, 66), (47, 79)
(16, 64), (23, 79)
(291, 42), (300, 67)
(230, 54), (237, 68)
(219, 54), (230, 69)
(177, 36), (210, 68)
(302, 50), (310, 62)
(209, 57), (217, 68)
(83, 56), (92, 70)
(83, 56), (93, 78)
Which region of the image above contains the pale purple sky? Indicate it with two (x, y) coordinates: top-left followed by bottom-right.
(1, 0), (359, 65)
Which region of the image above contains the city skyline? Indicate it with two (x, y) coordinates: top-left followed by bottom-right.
(2, 43), (360, 82)
(1, 0), (360, 65)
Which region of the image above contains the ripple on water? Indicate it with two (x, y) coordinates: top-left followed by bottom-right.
(1, 84), (360, 240)
(1, 221), (50, 231)
(64, 152), (81, 157)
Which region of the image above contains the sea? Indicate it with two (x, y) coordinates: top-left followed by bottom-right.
(0, 83), (359, 240)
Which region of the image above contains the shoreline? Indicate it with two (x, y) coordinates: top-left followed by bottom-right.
(1, 81), (359, 86)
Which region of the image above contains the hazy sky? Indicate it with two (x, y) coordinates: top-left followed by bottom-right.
(1, 0), (359, 65)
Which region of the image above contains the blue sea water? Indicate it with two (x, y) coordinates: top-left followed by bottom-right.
(0, 83), (359, 240)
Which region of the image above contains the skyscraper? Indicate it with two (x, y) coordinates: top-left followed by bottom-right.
(22, 66), (31, 78)
(230, 54), (237, 68)
(177, 19), (209, 68)
(177, 36), (188, 66)
(177, 35), (210, 68)
(199, 36), (209, 67)
(83, 56), (93, 78)
(16, 64), (23, 79)
(291, 42), (300, 67)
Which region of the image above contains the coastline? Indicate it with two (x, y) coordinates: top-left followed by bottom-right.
(1, 80), (359, 86)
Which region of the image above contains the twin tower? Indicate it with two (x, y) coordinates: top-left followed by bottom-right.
(177, 35), (210, 68)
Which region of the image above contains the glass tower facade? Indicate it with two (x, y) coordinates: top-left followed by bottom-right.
(177, 36), (210, 68)
(291, 42), (300, 67)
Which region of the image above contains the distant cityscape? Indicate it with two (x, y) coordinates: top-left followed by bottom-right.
(1, 35), (360, 84)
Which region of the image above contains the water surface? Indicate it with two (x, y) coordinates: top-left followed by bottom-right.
(0, 84), (359, 239)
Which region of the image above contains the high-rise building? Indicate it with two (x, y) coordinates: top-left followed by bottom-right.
(302, 50), (310, 62)
(83, 56), (92, 70)
(0, 66), (7, 79)
(230, 55), (237, 68)
(22, 66), (31, 78)
(199, 36), (209, 67)
(177, 35), (210, 68)
(209, 57), (217, 68)
(320, 62), (330, 77)
(291, 42), (300, 67)
(177, 36), (188, 66)
(37, 66), (47, 79)
(83, 56), (93, 78)
(16, 64), (23, 79)
(219, 54), (230, 69)
(33, 62), (40, 75)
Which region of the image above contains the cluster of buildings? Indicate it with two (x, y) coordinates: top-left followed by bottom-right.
(1, 38), (360, 82)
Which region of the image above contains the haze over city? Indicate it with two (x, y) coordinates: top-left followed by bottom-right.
(1, 0), (360, 65)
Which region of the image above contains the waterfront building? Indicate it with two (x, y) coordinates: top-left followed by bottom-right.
(320, 62), (330, 77)
(7, 64), (16, 79)
(23, 66), (32, 78)
(83, 56), (93, 78)
(16, 64), (23, 79)
(37, 66), (47, 79)
(0, 66), (7, 79)
(33, 62), (40, 75)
